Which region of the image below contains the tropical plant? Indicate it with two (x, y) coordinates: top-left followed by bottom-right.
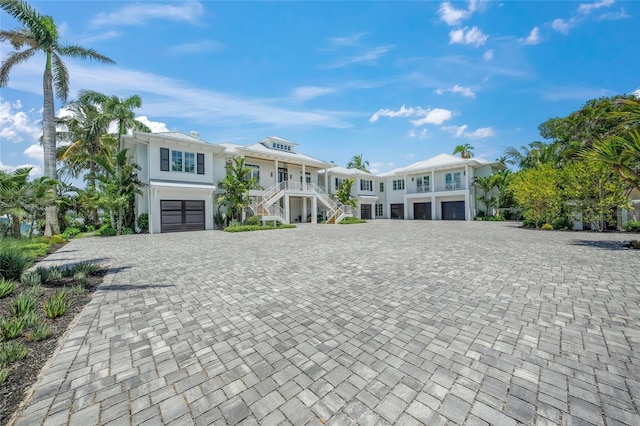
(27, 321), (50, 341)
(11, 291), (37, 317)
(20, 270), (41, 286)
(0, 316), (25, 340)
(335, 178), (357, 208)
(347, 154), (370, 172)
(216, 157), (261, 223)
(0, 0), (115, 236)
(510, 164), (563, 228)
(473, 175), (499, 217)
(504, 141), (562, 169)
(453, 143), (474, 159)
(0, 248), (29, 281)
(43, 288), (67, 318)
(136, 213), (149, 233)
(0, 278), (17, 298)
(0, 341), (28, 363)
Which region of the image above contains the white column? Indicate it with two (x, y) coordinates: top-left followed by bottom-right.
(274, 159), (278, 185)
(431, 170), (435, 192)
(324, 170), (329, 193)
(403, 174), (408, 220)
(284, 195), (290, 223)
(431, 195), (436, 221)
(312, 197), (317, 223)
(302, 197), (307, 223)
(148, 188), (155, 234)
(464, 191), (471, 221)
(302, 163), (306, 189)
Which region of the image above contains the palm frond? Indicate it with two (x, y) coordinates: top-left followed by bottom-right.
(0, 47), (37, 86)
(0, 28), (37, 49)
(51, 52), (69, 101)
(57, 45), (115, 64)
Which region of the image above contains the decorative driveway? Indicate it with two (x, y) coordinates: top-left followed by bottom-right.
(13, 221), (640, 425)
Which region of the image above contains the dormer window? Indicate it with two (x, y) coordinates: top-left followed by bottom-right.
(272, 142), (292, 152)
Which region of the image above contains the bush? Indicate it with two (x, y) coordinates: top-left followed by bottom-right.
(11, 292), (37, 317)
(224, 225), (271, 233)
(0, 278), (17, 298)
(552, 217), (573, 230)
(338, 217), (367, 224)
(0, 317), (25, 340)
(44, 289), (68, 319)
(0, 248), (29, 281)
(17, 242), (49, 259)
(483, 215), (505, 222)
(136, 214), (149, 233)
(246, 215), (261, 226)
(624, 221), (640, 233)
(522, 219), (536, 228)
(96, 225), (116, 237)
(61, 227), (81, 239)
(228, 219), (242, 228)
(33, 266), (49, 282)
(85, 224), (96, 232)
(122, 227), (134, 235)
(541, 223), (554, 230)
(0, 341), (28, 364)
(46, 235), (66, 244)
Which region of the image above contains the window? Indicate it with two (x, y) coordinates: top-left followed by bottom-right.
(300, 171), (311, 184)
(445, 172), (462, 190)
(184, 152), (195, 173)
(360, 179), (373, 191)
(197, 153), (205, 175)
(392, 179), (405, 191)
(272, 142), (292, 152)
(171, 150), (183, 172)
(379, 182), (384, 192)
(335, 177), (344, 189)
(417, 175), (430, 192)
(160, 148), (169, 171)
(375, 204), (384, 217)
(247, 164), (260, 182)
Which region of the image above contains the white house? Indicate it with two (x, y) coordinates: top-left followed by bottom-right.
(318, 166), (379, 219)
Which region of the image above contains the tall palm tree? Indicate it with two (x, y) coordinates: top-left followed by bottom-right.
(0, 0), (115, 236)
(453, 143), (474, 159)
(216, 157), (261, 223)
(587, 132), (640, 193)
(347, 154), (370, 172)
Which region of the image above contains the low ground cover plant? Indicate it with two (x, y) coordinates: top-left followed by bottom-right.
(224, 223), (296, 233)
(338, 217), (367, 224)
(624, 221), (640, 232)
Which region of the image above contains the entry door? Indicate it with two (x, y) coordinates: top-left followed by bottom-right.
(413, 202), (432, 220)
(442, 201), (465, 220)
(161, 200), (205, 232)
(360, 204), (372, 220)
(390, 204), (404, 219)
(278, 167), (288, 183)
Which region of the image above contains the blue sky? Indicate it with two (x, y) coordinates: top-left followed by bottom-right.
(1, 0), (638, 176)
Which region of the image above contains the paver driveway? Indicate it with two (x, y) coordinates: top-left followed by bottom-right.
(13, 221), (640, 425)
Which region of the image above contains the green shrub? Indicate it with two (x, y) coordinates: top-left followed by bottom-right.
(0, 248), (29, 281)
(224, 225), (270, 233)
(46, 235), (66, 244)
(47, 266), (63, 281)
(522, 219), (537, 228)
(541, 223), (554, 230)
(33, 266), (49, 282)
(21, 271), (42, 287)
(27, 322), (50, 342)
(0, 341), (28, 364)
(0, 317), (25, 340)
(11, 292), (37, 317)
(26, 284), (44, 298)
(0, 368), (7, 384)
(73, 271), (87, 286)
(61, 227), (81, 239)
(0, 278), (17, 298)
(122, 227), (134, 235)
(70, 284), (85, 295)
(552, 217), (573, 230)
(228, 219), (242, 228)
(85, 225), (96, 232)
(21, 311), (40, 328)
(624, 221), (640, 233)
(18, 242), (50, 259)
(44, 289), (68, 318)
(482, 215), (506, 222)
(246, 216), (261, 226)
(474, 216), (484, 221)
(338, 217), (367, 224)
(136, 214), (149, 233)
(277, 223), (296, 229)
(96, 225), (116, 237)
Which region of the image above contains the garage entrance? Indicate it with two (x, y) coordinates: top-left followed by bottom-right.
(413, 202), (432, 220)
(160, 200), (205, 233)
(442, 201), (465, 220)
(390, 204), (404, 219)
(360, 204), (372, 220)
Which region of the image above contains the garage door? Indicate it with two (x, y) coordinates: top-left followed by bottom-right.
(161, 200), (205, 233)
(360, 204), (372, 220)
(442, 201), (465, 220)
(413, 202), (432, 220)
(390, 204), (404, 219)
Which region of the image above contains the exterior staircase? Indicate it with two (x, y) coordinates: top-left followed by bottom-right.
(249, 181), (352, 224)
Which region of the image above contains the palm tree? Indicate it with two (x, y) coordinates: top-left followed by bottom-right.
(587, 132), (640, 193)
(0, 0), (115, 236)
(347, 154), (370, 172)
(472, 175), (499, 216)
(453, 144), (474, 159)
(504, 141), (561, 169)
(216, 158), (261, 223)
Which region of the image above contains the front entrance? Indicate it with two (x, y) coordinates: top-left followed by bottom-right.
(390, 203), (404, 219)
(160, 200), (205, 232)
(442, 201), (465, 220)
(278, 167), (288, 183)
(360, 204), (372, 220)
(413, 202), (432, 220)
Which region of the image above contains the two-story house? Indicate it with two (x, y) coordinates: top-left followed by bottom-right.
(318, 166), (379, 219)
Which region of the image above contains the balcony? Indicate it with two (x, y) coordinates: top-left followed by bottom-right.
(406, 182), (466, 194)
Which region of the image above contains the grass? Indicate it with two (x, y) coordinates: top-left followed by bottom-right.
(338, 217), (367, 224)
(0, 238), (51, 261)
(224, 223), (297, 233)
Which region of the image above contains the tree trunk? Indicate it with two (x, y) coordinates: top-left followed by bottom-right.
(117, 205), (123, 236)
(42, 60), (60, 236)
(11, 214), (21, 239)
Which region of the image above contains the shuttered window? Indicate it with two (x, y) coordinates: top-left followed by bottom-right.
(160, 148), (169, 171)
(197, 153), (205, 175)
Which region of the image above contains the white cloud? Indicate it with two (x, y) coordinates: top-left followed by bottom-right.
(0, 161), (42, 177)
(435, 84), (475, 98)
(320, 45), (395, 69)
(449, 26), (488, 47)
(292, 86), (337, 102)
(169, 40), (224, 54)
(632, 88), (640, 98)
(443, 124), (494, 138)
(483, 49), (493, 61)
(551, 18), (573, 34)
(578, 0), (614, 14)
(0, 100), (41, 143)
(597, 8), (629, 20)
(419, 129), (428, 139)
(520, 27), (542, 45)
(408, 129), (416, 138)
(411, 108), (453, 126)
(370, 105), (415, 123)
(90, 1), (204, 27)
(23, 144), (43, 161)
(438, 1), (481, 26)
(328, 33), (367, 47)
(136, 116), (169, 133)
(407, 129), (428, 139)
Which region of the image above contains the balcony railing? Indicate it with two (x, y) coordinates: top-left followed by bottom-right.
(406, 182), (466, 193)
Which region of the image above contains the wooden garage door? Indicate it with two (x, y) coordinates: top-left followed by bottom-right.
(413, 202), (432, 220)
(360, 204), (372, 220)
(442, 201), (465, 220)
(161, 200), (205, 233)
(390, 204), (404, 219)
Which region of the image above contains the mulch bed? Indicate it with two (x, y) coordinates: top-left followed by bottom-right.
(0, 268), (107, 425)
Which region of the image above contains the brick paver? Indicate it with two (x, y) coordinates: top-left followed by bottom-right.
(11, 221), (640, 425)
